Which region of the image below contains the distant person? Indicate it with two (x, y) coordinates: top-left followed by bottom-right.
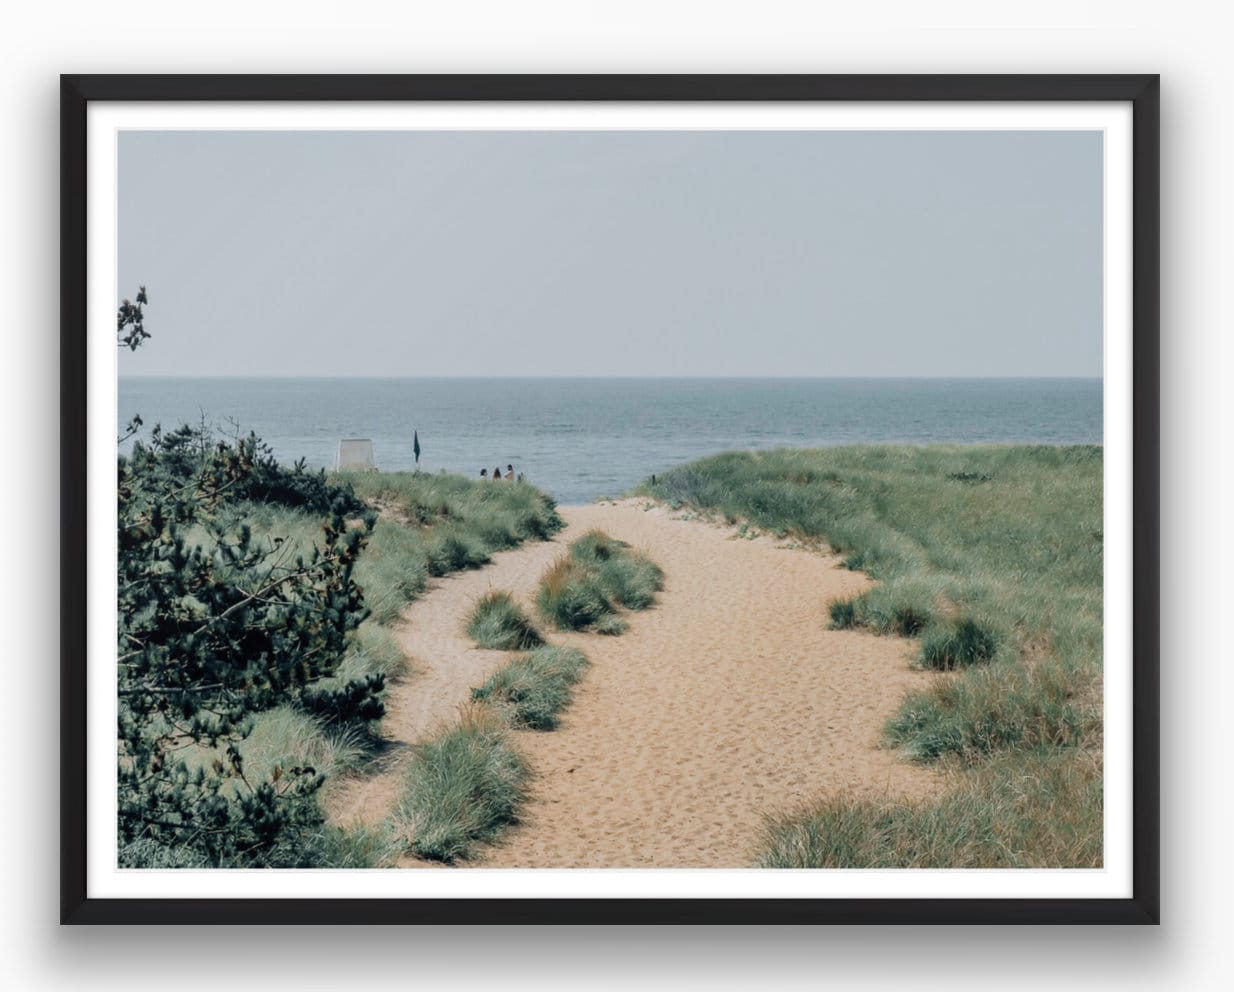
(493, 467), (502, 480)
(517, 472), (525, 483)
(480, 468), (487, 480)
(506, 464), (515, 481)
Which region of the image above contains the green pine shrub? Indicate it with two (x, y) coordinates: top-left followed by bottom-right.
(117, 427), (381, 867)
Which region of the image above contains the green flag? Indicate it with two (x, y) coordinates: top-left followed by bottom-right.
(413, 430), (421, 466)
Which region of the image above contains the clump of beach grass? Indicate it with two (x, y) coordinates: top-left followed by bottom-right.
(827, 577), (943, 638)
(538, 555), (613, 630)
(467, 591), (544, 651)
(827, 582), (1001, 671)
(472, 646), (590, 730)
(537, 530), (663, 633)
(592, 615), (629, 636)
(918, 616), (1001, 670)
(392, 706), (529, 864)
(304, 823), (404, 869)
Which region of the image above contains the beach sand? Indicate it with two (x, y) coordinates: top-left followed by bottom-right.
(326, 499), (941, 868)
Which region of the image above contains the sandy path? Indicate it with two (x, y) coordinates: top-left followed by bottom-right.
(327, 499), (941, 867)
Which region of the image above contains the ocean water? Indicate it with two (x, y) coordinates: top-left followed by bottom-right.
(118, 378), (1102, 506)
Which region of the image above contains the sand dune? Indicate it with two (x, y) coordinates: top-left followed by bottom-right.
(327, 499), (940, 867)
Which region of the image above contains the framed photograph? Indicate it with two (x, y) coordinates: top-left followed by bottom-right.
(62, 74), (1159, 924)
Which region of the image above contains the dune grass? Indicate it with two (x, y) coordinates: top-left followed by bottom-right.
(467, 591), (544, 651)
(338, 471), (563, 624)
(641, 445), (1103, 867)
(337, 469), (562, 541)
(392, 707), (529, 863)
(179, 703), (372, 803)
(756, 748), (1103, 869)
(472, 645), (591, 730)
(827, 576), (944, 638)
(232, 705), (371, 784)
(537, 530), (663, 633)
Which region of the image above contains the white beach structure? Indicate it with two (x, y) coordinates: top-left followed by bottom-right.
(335, 438), (375, 470)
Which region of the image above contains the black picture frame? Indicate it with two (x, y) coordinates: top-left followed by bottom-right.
(61, 73), (1160, 925)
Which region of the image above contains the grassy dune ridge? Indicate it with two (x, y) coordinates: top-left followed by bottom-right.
(338, 471), (564, 623)
(641, 445), (1103, 868)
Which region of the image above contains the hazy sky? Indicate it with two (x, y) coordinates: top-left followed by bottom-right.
(118, 129), (1102, 377)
